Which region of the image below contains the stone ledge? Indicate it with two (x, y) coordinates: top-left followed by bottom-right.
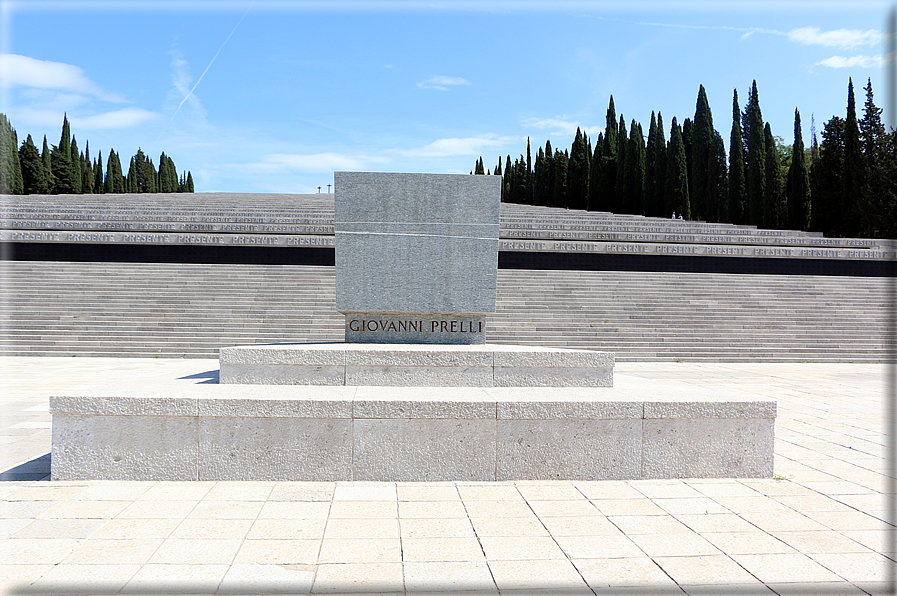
(50, 384), (775, 481)
(219, 343), (615, 387)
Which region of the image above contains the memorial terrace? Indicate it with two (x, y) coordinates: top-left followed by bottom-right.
(1, 193), (894, 277)
(0, 192), (892, 362)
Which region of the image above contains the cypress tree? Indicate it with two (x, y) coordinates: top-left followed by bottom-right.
(857, 80), (890, 236)
(513, 155), (527, 204)
(126, 157), (137, 193)
(542, 141), (554, 207)
(745, 81), (766, 226)
(167, 155), (178, 192)
(494, 157), (502, 178)
(652, 113), (667, 217)
(786, 109), (811, 230)
(19, 134), (48, 194)
(644, 112), (658, 217)
(728, 90), (746, 224)
(597, 96), (618, 212)
(588, 136), (601, 211)
(0, 114), (24, 194)
(186, 171), (194, 193)
(552, 149), (568, 208)
(474, 157), (485, 175)
(691, 85), (715, 221)
(50, 144), (77, 194)
(41, 136), (53, 193)
(810, 117), (844, 235)
(70, 137), (82, 194)
(763, 123), (784, 228)
(533, 147), (544, 206)
(842, 78), (863, 236)
(665, 117), (690, 219)
(567, 128), (589, 210)
(682, 118), (694, 209)
(58, 114), (71, 162)
(526, 138), (533, 204)
(82, 142), (94, 193)
(628, 121), (646, 216)
(711, 130), (728, 223)
(94, 151), (104, 194)
(614, 116), (628, 213)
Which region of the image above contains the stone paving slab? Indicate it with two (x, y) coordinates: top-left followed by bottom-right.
(0, 357), (894, 594)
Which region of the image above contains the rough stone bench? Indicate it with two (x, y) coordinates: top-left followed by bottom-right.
(50, 384), (775, 481)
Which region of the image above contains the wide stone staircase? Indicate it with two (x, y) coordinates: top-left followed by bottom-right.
(1, 261), (888, 362)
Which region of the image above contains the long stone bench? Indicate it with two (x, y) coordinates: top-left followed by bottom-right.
(50, 381), (775, 481)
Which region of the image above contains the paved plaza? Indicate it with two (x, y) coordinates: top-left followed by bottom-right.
(0, 357), (894, 595)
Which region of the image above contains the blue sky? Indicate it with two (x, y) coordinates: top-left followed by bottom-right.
(0, 0), (893, 193)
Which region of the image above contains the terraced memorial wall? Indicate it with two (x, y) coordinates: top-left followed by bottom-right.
(1, 192), (894, 276)
(1, 192), (893, 362)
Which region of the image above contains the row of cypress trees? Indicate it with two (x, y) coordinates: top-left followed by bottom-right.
(0, 114), (194, 195)
(478, 79), (895, 239)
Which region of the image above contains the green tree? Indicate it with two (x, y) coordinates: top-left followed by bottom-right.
(18, 134), (48, 194)
(728, 90), (746, 224)
(811, 117), (844, 235)
(474, 157), (485, 175)
(82, 142), (94, 193)
(541, 141), (555, 207)
(526, 138), (533, 204)
(106, 151), (124, 193)
(185, 171), (194, 193)
(681, 117), (694, 208)
(856, 79), (893, 237)
(58, 114), (71, 162)
(552, 149), (568, 208)
(665, 117), (690, 219)
(126, 156), (138, 193)
(763, 123), (784, 228)
(711, 130), (728, 223)
(614, 116), (628, 213)
(652, 113), (667, 217)
(70, 136), (82, 194)
(842, 78), (863, 236)
(786, 109), (811, 230)
(567, 128), (590, 210)
(595, 96), (618, 212)
(50, 144), (77, 194)
(691, 85), (715, 221)
(94, 151), (104, 194)
(627, 121), (646, 215)
(41, 136), (53, 192)
(745, 81), (766, 226)
(0, 114), (24, 194)
(588, 135), (601, 211)
(644, 112), (659, 216)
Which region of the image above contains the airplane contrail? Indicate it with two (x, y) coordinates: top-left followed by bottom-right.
(167, 1), (254, 125)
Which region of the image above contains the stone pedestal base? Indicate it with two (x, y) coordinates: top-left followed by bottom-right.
(219, 343), (615, 387)
(50, 384), (775, 481)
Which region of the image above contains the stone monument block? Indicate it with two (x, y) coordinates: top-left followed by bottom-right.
(334, 172), (501, 344)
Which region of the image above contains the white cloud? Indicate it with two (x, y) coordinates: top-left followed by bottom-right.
(165, 49), (207, 125)
(71, 108), (160, 130)
(246, 152), (391, 173)
(409, 135), (516, 157)
(416, 76), (470, 91)
(0, 54), (123, 102)
(523, 117), (601, 138)
(788, 27), (880, 49)
(816, 55), (883, 69)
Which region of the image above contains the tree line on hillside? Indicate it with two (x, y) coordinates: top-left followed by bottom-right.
(476, 78), (896, 239)
(0, 114), (194, 195)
